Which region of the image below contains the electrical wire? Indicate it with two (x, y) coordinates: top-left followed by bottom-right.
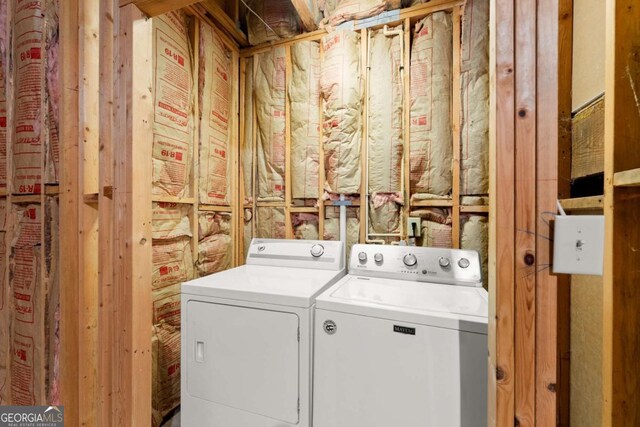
(240, 0), (282, 39)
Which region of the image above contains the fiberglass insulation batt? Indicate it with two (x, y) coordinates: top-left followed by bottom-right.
(246, 0), (301, 46)
(368, 26), (403, 194)
(200, 22), (233, 205)
(319, 0), (401, 27)
(255, 48), (287, 201)
(460, 0), (489, 196)
(152, 11), (194, 200)
(290, 42), (322, 200)
(151, 201), (193, 425)
(197, 212), (232, 277)
(409, 12), (453, 199)
(320, 30), (362, 195)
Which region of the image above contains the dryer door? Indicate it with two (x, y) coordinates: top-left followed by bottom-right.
(186, 301), (300, 424)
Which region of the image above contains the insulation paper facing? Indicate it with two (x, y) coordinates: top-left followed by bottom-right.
(255, 48), (287, 201)
(246, 0), (301, 45)
(321, 30), (362, 195)
(319, 0), (401, 27)
(200, 22), (233, 205)
(460, 0), (490, 196)
(368, 26), (404, 194)
(290, 42), (322, 199)
(410, 12), (453, 198)
(152, 11), (194, 199)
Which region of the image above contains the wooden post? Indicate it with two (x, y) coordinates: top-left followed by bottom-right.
(603, 0), (640, 425)
(359, 28), (368, 243)
(514, 0), (538, 423)
(489, 0), (516, 424)
(59, 0), (81, 423)
(536, 0), (567, 424)
(318, 42), (325, 239)
(112, 5), (153, 425)
(98, 0), (116, 423)
(451, 6), (462, 249)
(285, 46), (294, 239)
(403, 18), (411, 241)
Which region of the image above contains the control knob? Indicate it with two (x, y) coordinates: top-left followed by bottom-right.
(310, 244), (324, 257)
(403, 253), (417, 267)
(358, 252), (368, 263)
(374, 253), (384, 263)
(439, 257), (451, 268)
(458, 258), (470, 269)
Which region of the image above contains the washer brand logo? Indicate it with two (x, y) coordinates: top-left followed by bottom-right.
(393, 325), (416, 335)
(323, 320), (337, 335)
(0, 406), (64, 426)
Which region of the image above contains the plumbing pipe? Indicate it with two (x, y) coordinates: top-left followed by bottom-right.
(339, 194), (347, 265)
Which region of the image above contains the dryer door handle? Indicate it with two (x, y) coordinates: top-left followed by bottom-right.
(195, 340), (205, 362)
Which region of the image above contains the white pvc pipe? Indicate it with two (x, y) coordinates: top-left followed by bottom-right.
(339, 194), (347, 265)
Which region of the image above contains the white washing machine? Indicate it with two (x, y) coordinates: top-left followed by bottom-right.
(313, 244), (488, 427)
(181, 238), (345, 427)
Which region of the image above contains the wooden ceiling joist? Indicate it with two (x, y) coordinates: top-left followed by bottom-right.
(120, 0), (201, 17)
(290, 0), (318, 31)
(199, 0), (250, 46)
(121, 0), (248, 47)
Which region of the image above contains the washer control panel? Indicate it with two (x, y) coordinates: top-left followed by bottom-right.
(350, 244), (482, 287)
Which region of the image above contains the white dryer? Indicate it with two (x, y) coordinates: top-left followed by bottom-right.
(313, 244), (488, 427)
(181, 238), (345, 427)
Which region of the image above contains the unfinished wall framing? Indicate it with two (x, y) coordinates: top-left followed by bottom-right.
(59, 2), (242, 425)
(0, 0), (61, 407)
(150, 10), (241, 425)
(50, 0), (573, 425)
(239, 0), (490, 279)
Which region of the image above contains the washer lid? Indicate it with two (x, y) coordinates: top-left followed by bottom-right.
(316, 275), (488, 334)
(182, 265), (346, 308)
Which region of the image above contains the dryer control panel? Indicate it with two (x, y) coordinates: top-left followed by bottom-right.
(247, 238), (345, 271)
(348, 244), (482, 287)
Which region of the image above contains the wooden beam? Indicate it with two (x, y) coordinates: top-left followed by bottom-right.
(359, 28), (367, 243)
(556, 1), (573, 423)
(119, 0), (200, 17)
(559, 195), (604, 212)
(290, 0), (318, 32)
(514, 0), (538, 422)
(198, 0), (249, 47)
(59, 0), (81, 423)
(402, 18), (411, 240)
(284, 46), (294, 239)
(536, 0), (567, 423)
(240, 0), (464, 57)
(613, 167), (640, 187)
(78, 0), (101, 423)
(490, 0), (516, 424)
(113, 5), (153, 425)
(603, 0), (640, 425)
(451, 7), (462, 249)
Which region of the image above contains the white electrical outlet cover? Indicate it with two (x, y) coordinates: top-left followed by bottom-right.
(553, 215), (605, 276)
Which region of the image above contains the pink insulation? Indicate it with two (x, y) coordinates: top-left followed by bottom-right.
(45, 0), (60, 183)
